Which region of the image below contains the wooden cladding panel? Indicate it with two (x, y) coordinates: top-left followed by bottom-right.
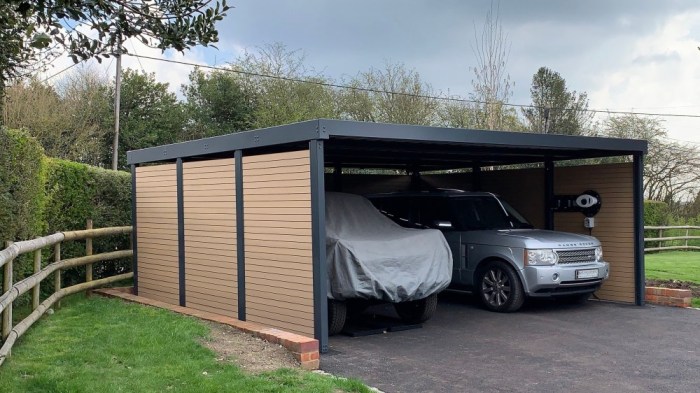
(243, 150), (314, 337)
(136, 164), (179, 305)
(183, 158), (238, 318)
(554, 163), (636, 303)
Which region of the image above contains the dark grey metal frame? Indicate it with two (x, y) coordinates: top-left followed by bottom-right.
(310, 140), (328, 352)
(235, 150), (246, 320)
(130, 164), (139, 296)
(633, 153), (645, 305)
(176, 158), (186, 307)
(127, 119), (650, 351)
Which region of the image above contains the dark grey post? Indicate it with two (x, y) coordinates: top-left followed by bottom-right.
(544, 160), (554, 230)
(471, 165), (481, 191)
(235, 150), (246, 320)
(176, 158), (186, 306)
(310, 140), (328, 353)
(633, 153), (645, 306)
(130, 164), (139, 295)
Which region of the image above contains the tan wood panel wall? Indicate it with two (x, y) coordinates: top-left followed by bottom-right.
(554, 163), (635, 303)
(135, 164), (179, 305)
(183, 158), (238, 318)
(243, 150), (314, 337)
(480, 168), (546, 229)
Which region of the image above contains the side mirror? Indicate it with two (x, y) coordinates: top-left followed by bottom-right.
(433, 220), (453, 229)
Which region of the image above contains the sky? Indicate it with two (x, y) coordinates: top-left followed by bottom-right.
(41, 0), (700, 144)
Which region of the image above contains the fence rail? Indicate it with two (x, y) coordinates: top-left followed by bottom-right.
(644, 225), (700, 252)
(0, 221), (133, 366)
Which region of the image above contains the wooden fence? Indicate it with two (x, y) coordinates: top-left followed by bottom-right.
(644, 226), (700, 252)
(0, 221), (133, 366)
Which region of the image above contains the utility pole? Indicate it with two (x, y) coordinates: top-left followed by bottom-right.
(112, 51), (121, 170)
(111, 7), (123, 171)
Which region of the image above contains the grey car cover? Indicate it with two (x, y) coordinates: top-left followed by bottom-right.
(325, 192), (452, 302)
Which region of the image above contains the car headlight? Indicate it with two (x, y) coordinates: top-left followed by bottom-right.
(525, 249), (558, 266)
(595, 246), (603, 262)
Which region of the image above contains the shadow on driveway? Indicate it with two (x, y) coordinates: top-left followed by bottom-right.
(322, 292), (700, 393)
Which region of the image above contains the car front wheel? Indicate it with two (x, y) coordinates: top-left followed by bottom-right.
(477, 261), (524, 312)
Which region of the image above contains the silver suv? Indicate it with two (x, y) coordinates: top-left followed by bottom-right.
(369, 190), (610, 312)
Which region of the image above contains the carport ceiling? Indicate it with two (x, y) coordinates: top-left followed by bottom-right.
(127, 119), (648, 168)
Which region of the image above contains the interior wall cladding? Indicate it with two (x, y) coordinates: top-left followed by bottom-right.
(242, 150), (315, 337)
(554, 163), (635, 303)
(183, 158), (238, 318)
(135, 164), (179, 305)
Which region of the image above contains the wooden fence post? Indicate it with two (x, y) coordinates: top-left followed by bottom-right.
(32, 249), (41, 310)
(2, 241), (14, 342)
(658, 228), (663, 249)
(685, 228), (689, 249)
(54, 243), (61, 309)
(85, 220), (93, 297)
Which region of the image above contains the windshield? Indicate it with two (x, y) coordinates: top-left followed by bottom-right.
(448, 196), (532, 230)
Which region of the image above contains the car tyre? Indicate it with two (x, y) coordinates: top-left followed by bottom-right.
(328, 300), (347, 335)
(477, 260), (524, 312)
(394, 293), (438, 324)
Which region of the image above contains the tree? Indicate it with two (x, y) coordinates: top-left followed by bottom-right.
(340, 62), (438, 126)
(1, 70), (111, 165)
(603, 114), (700, 205)
(109, 69), (185, 169)
(0, 0), (230, 84)
(234, 43), (339, 129)
(522, 67), (592, 135)
(469, 1), (513, 130)
(182, 67), (255, 139)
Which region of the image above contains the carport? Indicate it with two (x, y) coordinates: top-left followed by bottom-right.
(127, 119), (647, 352)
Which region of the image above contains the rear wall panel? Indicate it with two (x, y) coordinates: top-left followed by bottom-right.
(183, 158), (238, 318)
(135, 164), (179, 304)
(554, 163), (635, 303)
(243, 150), (314, 337)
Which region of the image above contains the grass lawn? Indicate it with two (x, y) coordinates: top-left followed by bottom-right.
(0, 295), (369, 393)
(646, 251), (700, 308)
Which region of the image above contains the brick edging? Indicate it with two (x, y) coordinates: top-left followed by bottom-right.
(645, 286), (692, 308)
(94, 287), (320, 370)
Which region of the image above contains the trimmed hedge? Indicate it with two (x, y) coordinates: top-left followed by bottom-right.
(0, 129), (132, 300)
(43, 159), (132, 286)
(0, 128), (46, 243)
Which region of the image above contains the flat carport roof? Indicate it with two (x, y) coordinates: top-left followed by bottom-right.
(127, 119), (648, 169)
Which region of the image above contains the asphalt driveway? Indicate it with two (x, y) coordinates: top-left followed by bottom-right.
(321, 292), (700, 393)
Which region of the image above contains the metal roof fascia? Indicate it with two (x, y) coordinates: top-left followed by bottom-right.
(318, 119), (648, 154)
(126, 120), (326, 164)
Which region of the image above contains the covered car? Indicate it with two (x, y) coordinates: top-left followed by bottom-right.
(325, 192), (452, 333)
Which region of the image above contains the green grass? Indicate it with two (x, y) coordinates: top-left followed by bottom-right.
(646, 251), (700, 307)
(646, 251), (700, 282)
(0, 295), (369, 393)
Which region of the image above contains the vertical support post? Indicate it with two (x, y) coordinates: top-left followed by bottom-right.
(310, 140), (328, 353)
(32, 249), (41, 309)
(176, 158), (186, 307)
(2, 241), (13, 341)
(235, 150), (246, 321)
(685, 228), (689, 249)
(130, 164), (138, 295)
(54, 243), (61, 309)
(633, 153), (645, 306)
(85, 219), (93, 289)
(471, 165), (481, 191)
(658, 228), (663, 250)
(544, 159), (554, 230)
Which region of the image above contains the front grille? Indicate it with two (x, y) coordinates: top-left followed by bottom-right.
(556, 248), (596, 264)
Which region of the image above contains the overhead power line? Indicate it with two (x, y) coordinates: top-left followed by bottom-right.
(127, 53), (700, 120)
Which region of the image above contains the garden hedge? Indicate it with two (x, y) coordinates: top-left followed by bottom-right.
(0, 128), (132, 296)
